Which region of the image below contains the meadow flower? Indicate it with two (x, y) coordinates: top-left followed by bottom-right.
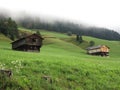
(11, 60), (23, 73)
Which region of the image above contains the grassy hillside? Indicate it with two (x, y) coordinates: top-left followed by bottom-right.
(0, 29), (120, 90)
(0, 33), (11, 42)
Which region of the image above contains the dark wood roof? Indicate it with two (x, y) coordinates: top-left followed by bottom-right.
(11, 33), (44, 44)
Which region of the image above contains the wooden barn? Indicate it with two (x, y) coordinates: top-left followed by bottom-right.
(86, 45), (110, 56)
(11, 33), (44, 52)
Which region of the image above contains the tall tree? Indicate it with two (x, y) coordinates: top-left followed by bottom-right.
(76, 34), (79, 41)
(79, 35), (83, 43)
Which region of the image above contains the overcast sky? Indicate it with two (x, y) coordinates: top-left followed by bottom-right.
(0, 0), (120, 33)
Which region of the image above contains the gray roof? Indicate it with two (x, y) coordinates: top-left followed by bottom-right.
(86, 45), (108, 50)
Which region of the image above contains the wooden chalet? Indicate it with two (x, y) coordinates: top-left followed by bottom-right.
(11, 33), (44, 52)
(86, 45), (110, 56)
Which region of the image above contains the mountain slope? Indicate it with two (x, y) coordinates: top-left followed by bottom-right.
(0, 28), (120, 90)
(0, 33), (11, 42)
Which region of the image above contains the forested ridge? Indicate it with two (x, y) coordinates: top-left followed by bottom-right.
(0, 14), (120, 41)
(17, 16), (120, 41)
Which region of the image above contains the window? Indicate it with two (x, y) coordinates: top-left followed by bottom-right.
(32, 38), (36, 42)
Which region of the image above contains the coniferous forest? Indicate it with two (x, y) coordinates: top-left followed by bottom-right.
(0, 16), (19, 40)
(0, 14), (120, 41)
(17, 15), (120, 41)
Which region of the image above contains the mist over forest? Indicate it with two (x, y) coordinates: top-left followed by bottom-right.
(0, 10), (120, 41)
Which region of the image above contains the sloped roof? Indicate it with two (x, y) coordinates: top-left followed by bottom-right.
(11, 33), (44, 44)
(86, 45), (110, 50)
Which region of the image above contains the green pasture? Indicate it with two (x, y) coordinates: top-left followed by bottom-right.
(0, 28), (120, 90)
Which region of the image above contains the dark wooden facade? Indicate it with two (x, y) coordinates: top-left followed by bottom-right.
(86, 45), (110, 56)
(11, 34), (44, 52)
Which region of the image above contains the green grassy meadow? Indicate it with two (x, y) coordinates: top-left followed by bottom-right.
(0, 28), (120, 90)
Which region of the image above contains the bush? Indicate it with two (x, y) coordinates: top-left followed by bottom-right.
(89, 41), (95, 46)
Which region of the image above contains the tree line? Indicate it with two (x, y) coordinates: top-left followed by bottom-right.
(17, 16), (120, 41)
(0, 14), (120, 41)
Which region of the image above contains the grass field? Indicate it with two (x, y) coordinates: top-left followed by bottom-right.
(0, 28), (120, 90)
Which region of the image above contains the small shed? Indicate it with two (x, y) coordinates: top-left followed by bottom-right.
(86, 45), (110, 56)
(11, 33), (44, 52)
